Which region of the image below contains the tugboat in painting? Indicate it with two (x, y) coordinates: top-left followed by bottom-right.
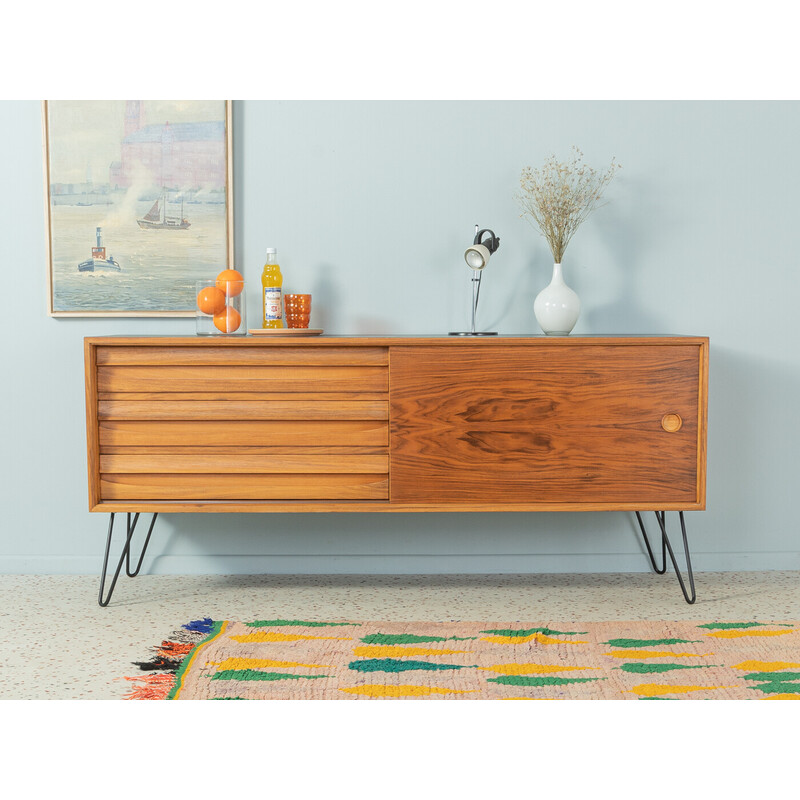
(137, 192), (191, 229)
(77, 227), (121, 272)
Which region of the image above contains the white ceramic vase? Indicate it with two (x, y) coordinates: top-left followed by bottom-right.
(534, 262), (580, 335)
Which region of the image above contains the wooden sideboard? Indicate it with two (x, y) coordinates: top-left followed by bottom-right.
(85, 336), (707, 513)
(86, 335), (709, 605)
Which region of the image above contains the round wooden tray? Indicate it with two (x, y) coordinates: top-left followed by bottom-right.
(247, 328), (323, 336)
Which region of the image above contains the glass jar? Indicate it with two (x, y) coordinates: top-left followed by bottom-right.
(196, 279), (246, 335)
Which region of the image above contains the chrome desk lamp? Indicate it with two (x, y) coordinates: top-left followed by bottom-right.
(449, 224), (500, 335)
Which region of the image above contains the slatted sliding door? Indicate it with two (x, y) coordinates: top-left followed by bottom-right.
(88, 344), (389, 503)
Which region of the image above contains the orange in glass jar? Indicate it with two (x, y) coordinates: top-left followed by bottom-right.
(196, 285), (226, 315)
(213, 305), (241, 333)
(216, 269), (244, 297)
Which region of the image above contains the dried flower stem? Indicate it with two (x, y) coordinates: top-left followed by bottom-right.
(515, 147), (620, 264)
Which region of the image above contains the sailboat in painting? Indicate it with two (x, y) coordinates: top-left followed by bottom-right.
(137, 192), (191, 229)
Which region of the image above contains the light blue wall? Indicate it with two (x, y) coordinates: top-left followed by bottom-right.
(2, 100), (799, 574)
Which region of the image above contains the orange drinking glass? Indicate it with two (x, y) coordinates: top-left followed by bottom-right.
(284, 294), (311, 328)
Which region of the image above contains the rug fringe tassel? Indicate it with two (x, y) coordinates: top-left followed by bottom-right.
(121, 673), (176, 700)
(123, 618), (215, 700)
(132, 654), (181, 672)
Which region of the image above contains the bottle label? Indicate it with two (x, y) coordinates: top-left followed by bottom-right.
(264, 287), (282, 321)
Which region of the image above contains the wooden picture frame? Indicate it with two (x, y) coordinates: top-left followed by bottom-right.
(43, 100), (234, 317)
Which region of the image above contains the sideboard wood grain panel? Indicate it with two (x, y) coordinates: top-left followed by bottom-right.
(100, 453), (389, 474)
(390, 344), (703, 505)
(97, 365), (388, 394)
(98, 399), (388, 421)
(100, 473), (389, 501)
(96, 345), (388, 367)
(98, 420), (389, 448)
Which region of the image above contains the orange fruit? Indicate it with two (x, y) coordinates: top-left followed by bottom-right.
(216, 268), (244, 297)
(196, 285), (226, 315)
(213, 305), (241, 333)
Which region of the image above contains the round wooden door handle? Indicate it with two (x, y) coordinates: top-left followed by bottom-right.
(661, 413), (683, 432)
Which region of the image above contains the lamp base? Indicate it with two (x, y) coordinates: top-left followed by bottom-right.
(448, 331), (498, 336)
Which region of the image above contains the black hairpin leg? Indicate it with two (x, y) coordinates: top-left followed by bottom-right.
(635, 510), (696, 605)
(636, 510), (667, 574)
(98, 512), (159, 607)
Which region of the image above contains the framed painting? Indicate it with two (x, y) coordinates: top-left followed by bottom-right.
(43, 100), (234, 317)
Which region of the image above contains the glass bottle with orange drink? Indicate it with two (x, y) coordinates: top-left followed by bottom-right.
(261, 248), (283, 328)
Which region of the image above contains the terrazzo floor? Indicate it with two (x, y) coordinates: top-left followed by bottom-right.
(1, 571), (799, 699)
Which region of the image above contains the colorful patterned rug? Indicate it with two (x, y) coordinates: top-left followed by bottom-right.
(122, 619), (800, 700)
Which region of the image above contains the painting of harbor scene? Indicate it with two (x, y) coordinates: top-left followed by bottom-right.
(44, 100), (232, 316)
